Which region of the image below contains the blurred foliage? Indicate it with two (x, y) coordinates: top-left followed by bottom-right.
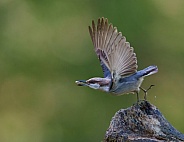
(0, 0), (184, 141)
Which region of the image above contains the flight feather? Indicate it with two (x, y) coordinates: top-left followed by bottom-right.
(88, 17), (138, 81)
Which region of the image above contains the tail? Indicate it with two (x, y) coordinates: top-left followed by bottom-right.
(138, 65), (158, 77)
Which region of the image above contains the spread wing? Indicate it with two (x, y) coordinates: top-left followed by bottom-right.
(88, 17), (137, 82)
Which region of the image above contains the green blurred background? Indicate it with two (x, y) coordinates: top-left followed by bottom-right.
(0, 0), (184, 141)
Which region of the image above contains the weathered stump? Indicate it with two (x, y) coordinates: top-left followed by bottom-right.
(104, 101), (184, 142)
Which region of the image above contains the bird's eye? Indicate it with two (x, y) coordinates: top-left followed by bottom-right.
(86, 80), (90, 84)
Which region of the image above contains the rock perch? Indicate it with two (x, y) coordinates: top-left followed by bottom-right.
(104, 101), (184, 142)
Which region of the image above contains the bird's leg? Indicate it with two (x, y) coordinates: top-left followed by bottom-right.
(140, 87), (147, 100)
(136, 92), (140, 103)
(140, 85), (155, 100)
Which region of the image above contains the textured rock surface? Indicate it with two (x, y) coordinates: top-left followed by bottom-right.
(104, 101), (184, 142)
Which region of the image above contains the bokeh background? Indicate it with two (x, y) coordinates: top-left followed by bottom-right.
(0, 0), (184, 141)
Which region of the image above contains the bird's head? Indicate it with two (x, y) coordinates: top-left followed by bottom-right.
(75, 77), (111, 92)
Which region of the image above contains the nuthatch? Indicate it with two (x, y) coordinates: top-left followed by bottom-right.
(75, 17), (158, 101)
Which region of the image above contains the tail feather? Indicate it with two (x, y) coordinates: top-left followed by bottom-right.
(139, 65), (158, 77)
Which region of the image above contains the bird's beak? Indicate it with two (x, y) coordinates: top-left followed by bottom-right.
(75, 80), (87, 86)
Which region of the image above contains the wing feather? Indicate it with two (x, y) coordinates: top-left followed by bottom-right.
(88, 17), (138, 80)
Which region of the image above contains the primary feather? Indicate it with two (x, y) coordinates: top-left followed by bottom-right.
(88, 17), (137, 85)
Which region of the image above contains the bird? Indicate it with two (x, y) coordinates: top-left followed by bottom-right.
(75, 17), (158, 101)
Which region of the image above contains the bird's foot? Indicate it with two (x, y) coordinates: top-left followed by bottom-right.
(140, 85), (155, 100)
(134, 92), (142, 106)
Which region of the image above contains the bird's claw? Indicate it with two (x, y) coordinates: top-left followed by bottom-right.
(140, 85), (155, 100)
